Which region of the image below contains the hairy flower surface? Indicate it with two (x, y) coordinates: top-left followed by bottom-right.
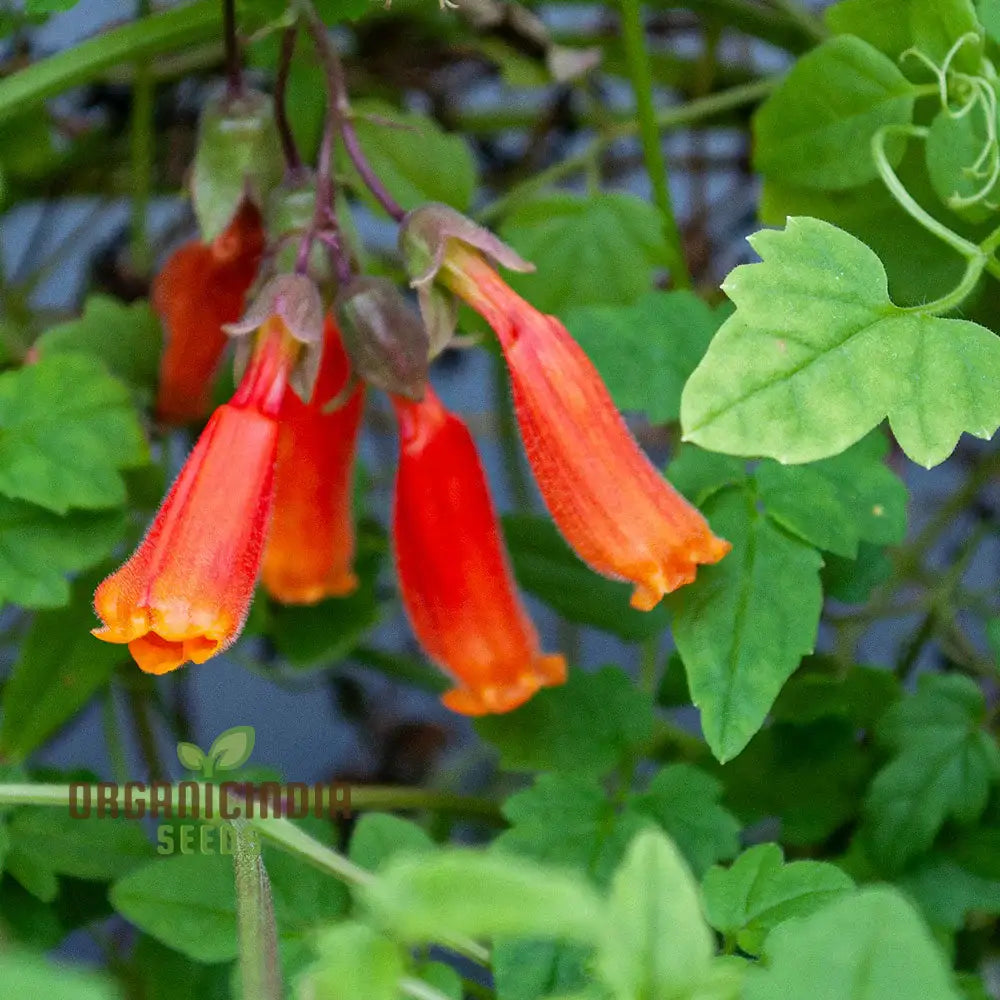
(93, 318), (294, 673)
(445, 245), (730, 610)
(262, 317), (365, 604)
(153, 200), (264, 423)
(392, 386), (566, 714)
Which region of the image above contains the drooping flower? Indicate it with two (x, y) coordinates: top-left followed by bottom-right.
(401, 212), (730, 611)
(261, 317), (365, 604)
(392, 385), (566, 715)
(93, 314), (298, 674)
(153, 199), (264, 423)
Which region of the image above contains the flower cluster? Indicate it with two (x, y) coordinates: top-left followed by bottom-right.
(92, 99), (729, 715)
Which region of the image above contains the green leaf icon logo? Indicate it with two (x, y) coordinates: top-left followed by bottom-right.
(176, 742), (206, 771)
(208, 726), (256, 772)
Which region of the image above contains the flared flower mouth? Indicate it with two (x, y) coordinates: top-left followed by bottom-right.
(441, 653), (567, 716)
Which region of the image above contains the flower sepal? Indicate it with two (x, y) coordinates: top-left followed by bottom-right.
(225, 274), (326, 404)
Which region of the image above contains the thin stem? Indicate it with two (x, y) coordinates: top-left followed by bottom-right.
(300, 1), (404, 221)
(296, 114), (335, 274)
(896, 254), (986, 315)
(102, 685), (129, 787)
(478, 78), (775, 223)
(765, 0), (827, 44)
(399, 978), (460, 1000)
(349, 785), (504, 822)
(619, 0), (691, 288)
(872, 125), (982, 261)
(274, 25), (302, 172)
(129, 0), (154, 276)
(233, 821), (282, 1000)
(222, 0), (242, 98)
(127, 682), (166, 781)
(638, 637), (660, 696)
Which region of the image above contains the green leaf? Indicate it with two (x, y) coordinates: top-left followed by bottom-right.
(753, 37), (917, 190)
(361, 849), (605, 945)
(110, 853), (238, 963)
(564, 291), (723, 423)
(0, 569), (126, 758)
(771, 663), (900, 729)
(492, 940), (590, 1000)
(5, 809), (152, 882)
(348, 813), (435, 872)
(926, 104), (1000, 224)
(721, 717), (874, 847)
(862, 674), (1000, 871)
(629, 764), (741, 877)
(129, 936), (231, 1000)
(497, 775), (646, 886)
(503, 515), (670, 641)
(0, 952), (121, 1000)
(24, 0), (79, 11)
(192, 90), (283, 241)
(0, 500), (125, 611)
(499, 193), (667, 314)
(302, 923), (404, 1000)
(822, 543), (894, 603)
(208, 726), (256, 771)
(681, 217), (1000, 468)
(826, 0), (983, 71)
(339, 99), (476, 213)
(979, 0), (1000, 43)
(0, 354), (147, 512)
(744, 887), (961, 1000)
(702, 843), (854, 955)
(667, 447), (749, 507)
(35, 296), (161, 398)
(900, 850), (1000, 930)
(598, 830), (713, 1000)
(669, 487), (823, 762)
(475, 666), (654, 777)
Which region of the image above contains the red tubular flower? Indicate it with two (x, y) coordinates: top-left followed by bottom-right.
(392, 386), (566, 715)
(93, 317), (294, 674)
(153, 200), (264, 423)
(262, 317), (365, 604)
(444, 246), (731, 611)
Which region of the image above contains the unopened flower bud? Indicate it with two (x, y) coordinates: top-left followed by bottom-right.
(192, 87), (284, 243)
(335, 276), (429, 400)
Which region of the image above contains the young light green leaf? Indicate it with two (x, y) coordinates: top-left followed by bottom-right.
(628, 764), (741, 876)
(702, 843), (854, 955)
(598, 830), (713, 1000)
(0, 500), (124, 611)
(827, 0), (983, 71)
(110, 853), (238, 963)
(360, 849), (605, 945)
(339, 99), (477, 213)
(862, 674), (1000, 872)
(669, 488), (823, 762)
(0, 354), (148, 512)
(0, 952), (121, 1000)
(681, 217), (1000, 468)
(298, 922), (404, 1000)
(564, 291), (723, 423)
(208, 726), (256, 771)
(475, 666), (654, 777)
(753, 37), (917, 190)
(744, 887), (961, 1000)
(348, 813), (435, 872)
(499, 193), (667, 314)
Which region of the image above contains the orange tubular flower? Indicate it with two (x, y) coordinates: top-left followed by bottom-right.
(93, 317), (295, 674)
(153, 200), (265, 423)
(392, 386), (566, 715)
(261, 317), (365, 604)
(444, 246), (731, 611)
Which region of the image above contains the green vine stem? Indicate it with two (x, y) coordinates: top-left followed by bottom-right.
(619, 0), (692, 288)
(129, 0), (155, 276)
(0, 782), (492, 965)
(0, 0), (220, 125)
(233, 821), (283, 1000)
